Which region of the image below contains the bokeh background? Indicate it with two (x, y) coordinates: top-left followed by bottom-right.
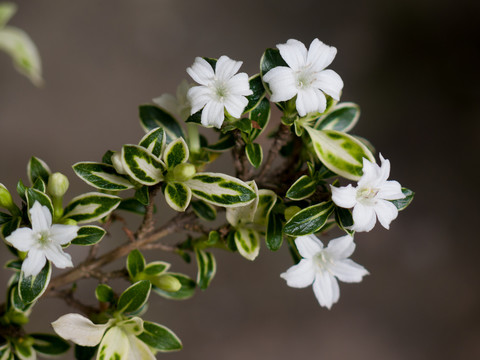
(1, 0), (479, 359)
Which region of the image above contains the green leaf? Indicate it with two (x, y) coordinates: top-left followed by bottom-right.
(139, 105), (185, 141)
(391, 187), (414, 211)
(73, 162), (134, 191)
(13, 340), (35, 360)
(71, 226), (106, 246)
(10, 283), (33, 312)
(143, 261), (170, 276)
(95, 284), (115, 303)
(185, 172), (256, 208)
(127, 249), (146, 280)
(195, 249), (216, 290)
(137, 321), (182, 352)
(253, 189), (277, 226)
(226, 180), (258, 227)
(63, 192), (121, 224)
(266, 211), (284, 251)
(0, 3), (16, 28)
(117, 198), (148, 215)
(122, 144), (166, 185)
(191, 200), (216, 221)
(164, 182), (192, 212)
(244, 74), (266, 113)
(233, 118), (252, 133)
(18, 261), (51, 304)
(314, 102), (360, 132)
(305, 126), (375, 181)
(135, 186), (149, 206)
(334, 207), (354, 235)
(204, 133), (235, 152)
(32, 177), (46, 193)
(152, 273), (196, 300)
(117, 280), (151, 314)
(283, 201), (334, 236)
(31, 333), (70, 356)
(16, 179), (27, 201)
(139, 127), (166, 158)
(1, 216), (21, 238)
(26, 188), (54, 217)
(286, 175), (317, 200)
(260, 48), (288, 78)
(102, 150), (115, 165)
(234, 228), (260, 261)
(163, 138), (189, 168)
(245, 143), (263, 168)
(5, 258), (22, 271)
(0, 211), (12, 225)
(249, 97), (271, 141)
(74, 344), (98, 360)
(27, 157), (50, 186)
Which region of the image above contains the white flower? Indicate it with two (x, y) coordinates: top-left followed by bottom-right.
(186, 55), (253, 128)
(153, 79), (192, 121)
(331, 154), (405, 232)
(6, 201), (78, 277)
(280, 234), (368, 309)
(263, 38), (344, 117)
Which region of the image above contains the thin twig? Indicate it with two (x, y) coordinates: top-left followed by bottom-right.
(47, 289), (98, 316)
(257, 124), (291, 181)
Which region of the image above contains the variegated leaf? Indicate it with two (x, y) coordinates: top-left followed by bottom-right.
(139, 127), (166, 158)
(253, 189), (277, 227)
(266, 211), (283, 251)
(286, 175), (317, 200)
(71, 226), (106, 246)
(27, 156), (50, 186)
(137, 321), (182, 352)
(26, 188), (54, 217)
(305, 126), (375, 181)
(63, 192), (121, 224)
(139, 105), (185, 142)
(204, 133), (235, 152)
(249, 97), (271, 141)
(391, 187), (414, 211)
(191, 200), (216, 221)
(245, 143), (263, 168)
(164, 182), (192, 212)
(283, 201), (334, 236)
(244, 74), (266, 113)
(195, 248), (216, 290)
(226, 181), (258, 227)
(19, 261), (51, 303)
(163, 137), (189, 168)
(234, 228), (260, 261)
(122, 145), (165, 185)
(314, 102), (360, 132)
(73, 162), (134, 191)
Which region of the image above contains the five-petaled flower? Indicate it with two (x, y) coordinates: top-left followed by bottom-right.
(153, 79), (192, 121)
(263, 38), (344, 117)
(6, 201), (78, 277)
(186, 55), (253, 128)
(331, 154), (405, 232)
(281, 234), (368, 309)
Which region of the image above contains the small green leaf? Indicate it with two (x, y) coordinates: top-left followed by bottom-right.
(244, 74), (266, 113)
(163, 137), (189, 168)
(143, 261), (170, 276)
(245, 143), (263, 168)
(164, 182), (192, 212)
(283, 201), (334, 236)
(31, 333), (70, 356)
(314, 102), (360, 132)
(260, 48), (288, 78)
(117, 198), (148, 215)
(127, 250), (146, 280)
(32, 177), (46, 192)
(266, 212), (284, 251)
(234, 228), (260, 261)
(139, 127), (166, 157)
(19, 261), (51, 304)
(334, 207), (354, 235)
(13, 341), (35, 360)
(249, 97), (271, 141)
(74, 344), (98, 360)
(191, 200), (216, 221)
(0, 3), (16, 27)
(95, 284), (115, 303)
(204, 133), (236, 152)
(122, 144), (166, 185)
(1, 216), (21, 238)
(137, 321), (182, 352)
(195, 249), (216, 290)
(117, 280), (151, 314)
(139, 105), (185, 141)
(135, 186), (150, 206)
(71, 226), (106, 246)
(73, 162), (134, 191)
(26, 188), (54, 217)
(286, 175), (317, 200)
(102, 150), (115, 165)
(391, 187), (414, 211)
(0, 211), (12, 225)
(63, 192), (121, 224)
(152, 273), (196, 300)
(10, 283), (33, 312)
(16, 179), (27, 201)
(27, 157), (50, 186)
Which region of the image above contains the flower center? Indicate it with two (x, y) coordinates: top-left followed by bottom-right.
(295, 66), (316, 89)
(356, 187), (379, 205)
(313, 251), (332, 272)
(35, 231), (51, 246)
(213, 80), (229, 101)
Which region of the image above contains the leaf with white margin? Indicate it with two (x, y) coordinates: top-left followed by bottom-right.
(234, 228), (260, 261)
(139, 105), (185, 142)
(137, 321), (183, 352)
(139, 127), (166, 158)
(27, 156), (50, 186)
(283, 201), (334, 236)
(391, 187), (414, 211)
(314, 102), (360, 132)
(246, 143), (263, 168)
(266, 211), (283, 250)
(122, 145), (165, 185)
(163, 137), (189, 169)
(52, 313), (114, 347)
(226, 181), (258, 227)
(0, 3), (16, 28)
(249, 97), (271, 141)
(195, 248), (216, 290)
(253, 189), (277, 227)
(185, 172), (256, 208)
(63, 192), (121, 224)
(19, 261), (51, 304)
(142, 261), (170, 276)
(127, 249), (146, 280)
(305, 126), (375, 181)
(191, 200), (216, 221)
(26, 188), (54, 218)
(73, 162), (134, 191)
(286, 175), (317, 200)
(117, 280), (151, 314)
(13, 341), (35, 360)
(164, 182), (192, 212)
(31, 333), (70, 356)
(71, 226), (106, 246)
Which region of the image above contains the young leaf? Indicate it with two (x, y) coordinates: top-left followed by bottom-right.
(204, 133), (236, 152)
(137, 321), (182, 352)
(391, 187), (414, 211)
(152, 273), (196, 300)
(163, 138), (189, 168)
(249, 97), (271, 141)
(139, 127), (166, 157)
(266, 212), (284, 251)
(63, 192), (121, 224)
(117, 280), (151, 314)
(1, 216), (21, 239)
(185, 172), (256, 208)
(95, 284), (115, 303)
(191, 200), (216, 221)
(18, 261), (51, 304)
(31, 333), (70, 356)
(164, 182), (192, 212)
(244, 74), (266, 113)
(139, 105), (185, 141)
(13, 341), (35, 360)
(32, 177), (46, 193)
(16, 179), (27, 201)
(286, 175), (317, 200)
(314, 102), (360, 132)
(143, 261), (170, 276)
(195, 249), (216, 290)
(246, 143), (263, 168)
(226, 181), (258, 227)
(127, 249), (146, 280)
(0, 211), (12, 225)
(73, 162), (133, 191)
(122, 145), (166, 186)
(27, 157), (51, 186)
(71, 226), (106, 246)
(234, 228), (260, 261)
(253, 189), (277, 226)
(283, 201), (334, 236)
(26, 188), (54, 217)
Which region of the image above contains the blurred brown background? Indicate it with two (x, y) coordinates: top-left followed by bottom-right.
(1, 0), (479, 359)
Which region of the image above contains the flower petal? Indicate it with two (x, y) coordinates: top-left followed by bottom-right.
(30, 201), (52, 233)
(224, 94), (248, 118)
(186, 57), (215, 86)
(307, 39), (337, 72)
(187, 86), (212, 114)
(127, 334), (156, 360)
(358, 157), (380, 188)
(378, 180), (404, 200)
(352, 202), (377, 232)
(325, 235), (355, 260)
(280, 259), (315, 288)
(98, 327), (129, 359)
(227, 73), (252, 96)
(50, 224), (79, 245)
(295, 234), (323, 259)
(296, 87), (323, 116)
(277, 39), (307, 71)
(314, 69), (344, 100)
(44, 244), (73, 269)
(201, 100), (224, 128)
(374, 200), (399, 230)
(52, 313), (111, 347)
(5, 227), (36, 252)
(330, 259), (369, 283)
(215, 55), (242, 80)
(312, 272), (339, 309)
(263, 66), (297, 102)
(21, 249), (46, 277)
(330, 184), (357, 209)
(377, 153), (391, 185)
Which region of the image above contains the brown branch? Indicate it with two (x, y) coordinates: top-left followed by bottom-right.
(47, 289), (98, 316)
(257, 124), (291, 181)
(232, 130), (250, 180)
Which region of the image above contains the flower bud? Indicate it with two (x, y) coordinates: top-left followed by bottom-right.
(111, 152), (127, 175)
(47, 172), (69, 198)
(0, 183), (15, 211)
(173, 163), (196, 182)
(284, 206), (301, 222)
(151, 274), (181, 292)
